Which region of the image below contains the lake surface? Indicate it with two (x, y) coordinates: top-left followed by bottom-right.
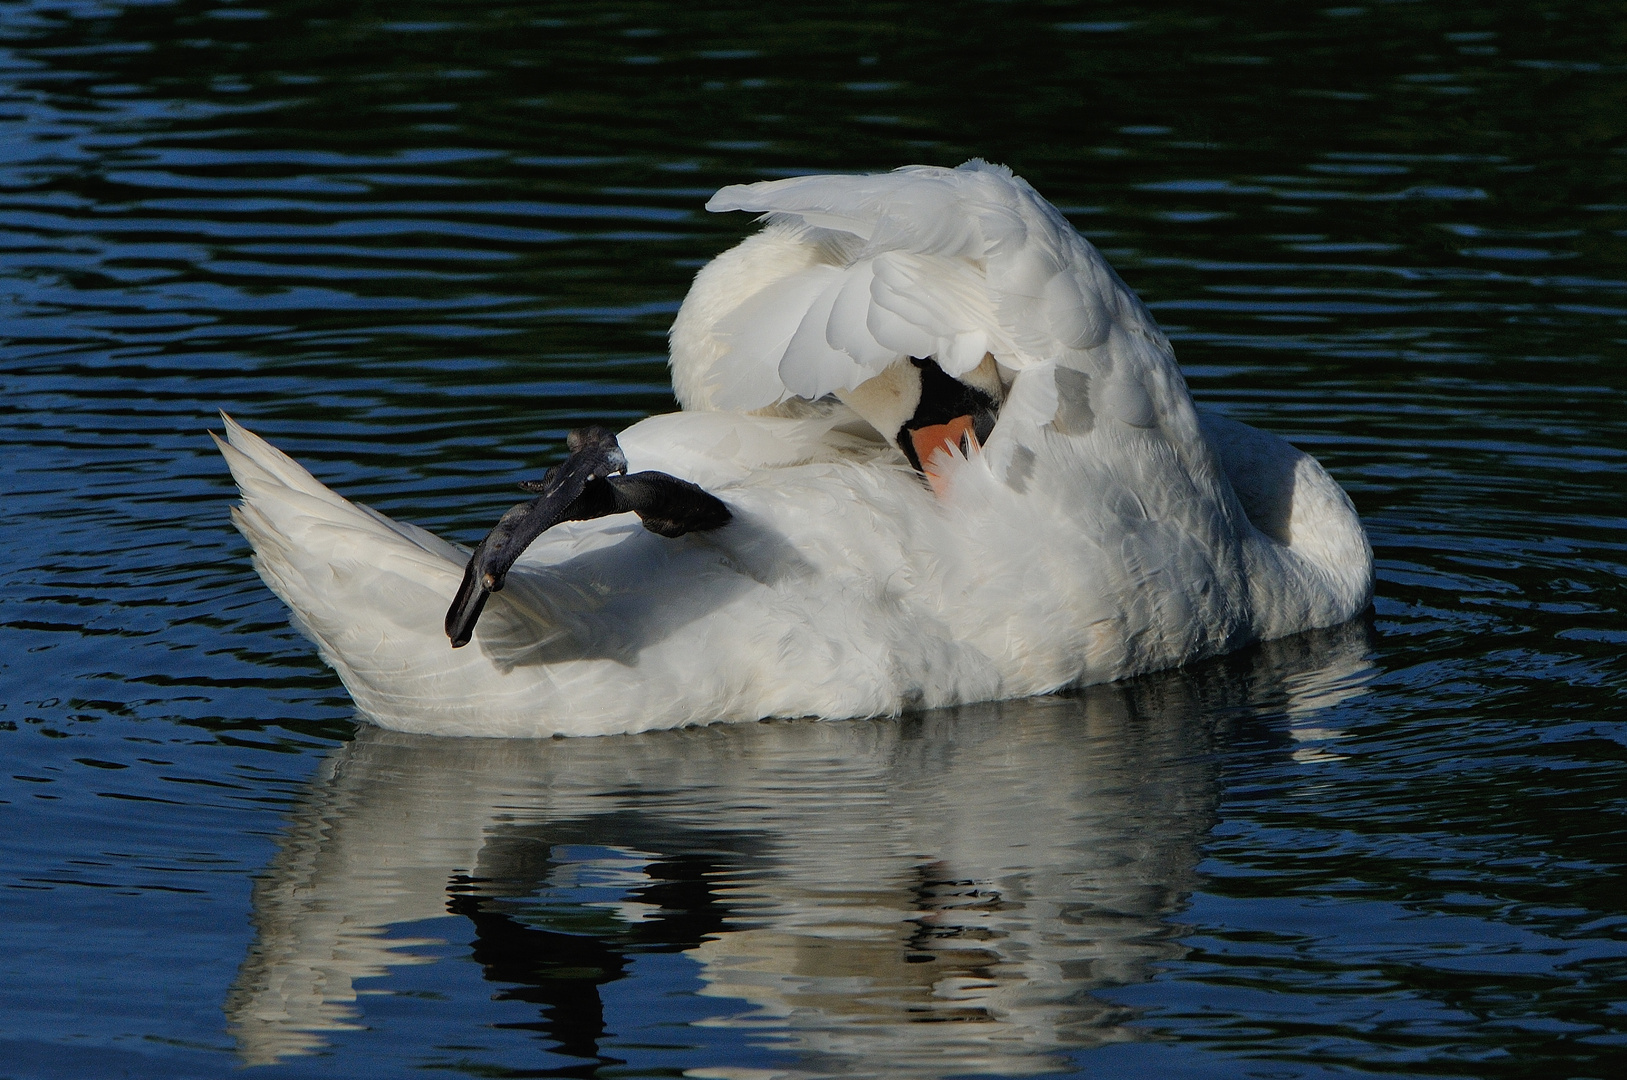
(2, 1), (1625, 1077)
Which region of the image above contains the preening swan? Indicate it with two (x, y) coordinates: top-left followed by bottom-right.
(217, 160), (1372, 738)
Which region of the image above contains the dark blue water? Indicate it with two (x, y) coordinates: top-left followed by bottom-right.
(2, 2), (1625, 1077)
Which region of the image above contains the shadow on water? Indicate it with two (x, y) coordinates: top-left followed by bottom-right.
(227, 621), (1374, 1077)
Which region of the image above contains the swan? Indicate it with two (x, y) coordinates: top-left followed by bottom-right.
(217, 160), (1372, 737)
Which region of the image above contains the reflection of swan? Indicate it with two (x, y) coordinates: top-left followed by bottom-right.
(227, 623), (1375, 1076)
(218, 161), (1372, 737)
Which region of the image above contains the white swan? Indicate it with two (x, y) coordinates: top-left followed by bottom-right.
(218, 160), (1372, 737)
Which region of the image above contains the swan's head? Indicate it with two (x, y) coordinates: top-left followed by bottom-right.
(839, 353), (1002, 491)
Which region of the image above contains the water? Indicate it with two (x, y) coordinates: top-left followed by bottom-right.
(1, 1), (1624, 1076)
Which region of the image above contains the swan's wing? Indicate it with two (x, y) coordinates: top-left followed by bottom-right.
(615, 408), (887, 486)
(707, 166), (994, 256)
(679, 161), (1175, 414)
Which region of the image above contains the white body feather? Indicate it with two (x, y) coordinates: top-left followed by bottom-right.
(219, 162), (1372, 738)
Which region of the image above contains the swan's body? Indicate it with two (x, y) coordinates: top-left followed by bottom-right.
(220, 161), (1371, 738)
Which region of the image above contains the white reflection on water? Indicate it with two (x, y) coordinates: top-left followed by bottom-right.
(227, 624), (1374, 1076)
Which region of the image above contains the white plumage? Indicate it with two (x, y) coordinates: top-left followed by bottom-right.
(219, 161), (1373, 738)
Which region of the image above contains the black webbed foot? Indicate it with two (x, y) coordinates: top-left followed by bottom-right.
(444, 428), (731, 648)
(605, 472), (734, 538)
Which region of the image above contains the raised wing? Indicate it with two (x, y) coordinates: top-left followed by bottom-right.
(672, 160), (1174, 418)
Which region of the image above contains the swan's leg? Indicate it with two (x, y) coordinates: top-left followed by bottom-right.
(444, 430), (731, 649)
(445, 428), (627, 648)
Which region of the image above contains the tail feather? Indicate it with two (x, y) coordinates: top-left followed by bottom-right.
(216, 413), (467, 565)
(216, 414), (481, 708)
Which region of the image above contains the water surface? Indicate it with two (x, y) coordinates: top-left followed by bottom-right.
(2, 2), (1625, 1078)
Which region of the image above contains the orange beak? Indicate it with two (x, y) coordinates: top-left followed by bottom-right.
(909, 415), (980, 498)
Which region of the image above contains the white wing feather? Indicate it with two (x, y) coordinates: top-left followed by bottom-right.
(674, 160), (1175, 422)
(709, 264), (843, 409)
(779, 265), (870, 399)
